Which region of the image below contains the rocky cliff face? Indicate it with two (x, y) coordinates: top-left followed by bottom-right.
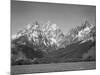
(12, 20), (95, 50)
(11, 21), (65, 51)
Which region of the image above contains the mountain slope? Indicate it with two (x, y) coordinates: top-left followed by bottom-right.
(35, 40), (95, 64)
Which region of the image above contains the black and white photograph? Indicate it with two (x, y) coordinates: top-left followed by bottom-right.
(11, 0), (96, 74)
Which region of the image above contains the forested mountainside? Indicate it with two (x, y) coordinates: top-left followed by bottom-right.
(11, 20), (96, 65)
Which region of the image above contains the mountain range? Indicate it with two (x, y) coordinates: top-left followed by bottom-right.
(11, 20), (96, 65)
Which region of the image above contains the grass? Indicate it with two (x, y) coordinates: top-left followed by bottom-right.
(11, 61), (96, 75)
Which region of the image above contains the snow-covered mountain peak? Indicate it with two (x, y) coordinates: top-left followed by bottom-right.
(11, 20), (95, 50)
(11, 21), (65, 48)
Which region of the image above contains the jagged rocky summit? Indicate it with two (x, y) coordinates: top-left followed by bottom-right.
(12, 20), (95, 51)
(12, 21), (65, 50)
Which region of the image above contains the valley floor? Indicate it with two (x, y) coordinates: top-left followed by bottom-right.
(11, 61), (96, 75)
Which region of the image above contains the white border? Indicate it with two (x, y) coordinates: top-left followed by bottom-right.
(18, 0), (96, 6)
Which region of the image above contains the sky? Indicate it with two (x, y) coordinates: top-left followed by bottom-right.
(11, 1), (96, 34)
